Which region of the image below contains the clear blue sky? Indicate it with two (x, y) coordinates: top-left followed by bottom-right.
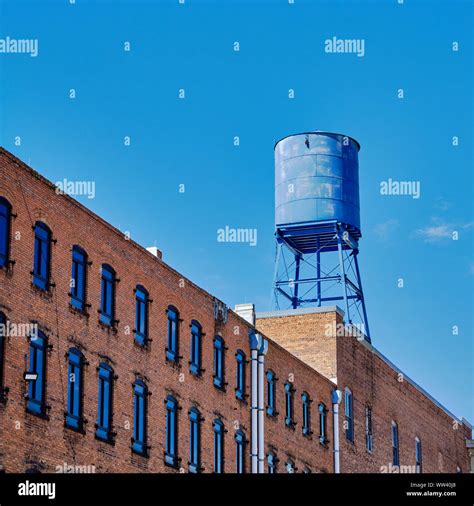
(1, 0), (472, 423)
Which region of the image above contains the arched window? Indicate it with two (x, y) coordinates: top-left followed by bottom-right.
(165, 395), (178, 467)
(189, 407), (201, 473)
(213, 419), (224, 473)
(70, 246), (87, 311)
(0, 197), (12, 268)
(132, 379), (148, 455)
(235, 350), (246, 401)
(235, 430), (245, 473)
(267, 451), (277, 474)
(284, 382), (295, 428)
(166, 306), (179, 362)
(302, 392), (311, 436)
(26, 330), (47, 415)
(319, 402), (327, 444)
(344, 387), (353, 442)
(66, 348), (84, 431)
(134, 285), (149, 346)
(0, 312), (6, 401)
(96, 363), (114, 442)
(391, 421), (399, 467)
(99, 265), (116, 326)
(189, 321), (202, 376)
(33, 221), (51, 291)
(213, 335), (225, 389)
(266, 370), (276, 416)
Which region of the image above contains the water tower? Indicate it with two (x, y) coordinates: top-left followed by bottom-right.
(272, 131), (371, 342)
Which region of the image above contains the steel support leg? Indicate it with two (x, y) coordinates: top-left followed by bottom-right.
(292, 254), (301, 309)
(353, 251), (371, 342)
(337, 232), (351, 324)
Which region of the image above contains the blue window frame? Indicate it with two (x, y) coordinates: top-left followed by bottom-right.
(189, 407), (201, 473)
(365, 405), (373, 452)
(165, 395), (178, 467)
(189, 320), (202, 376)
(132, 380), (148, 455)
(33, 221), (51, 291)
(213, 419), (224, 473)
(266, 370), (276, 416)
(166, 306), (179, 362)
(267, 451), (277, 474)
(0, 312), (6, 399)
(284, 382), (294, 428)
(286, 459), (295, 474)
(302, 392), (311, 436)
(134, 285), (149, 346)
(0, 197), (12, 269)
(66, 348), (84, 431)
(392, 421), (399, 467)
(99, 265), (115, 326)
(235, 430), (245, 473)
(26, 330), (47, 415)
(70, 246), (87, 311)
(319, 402), (327, 444)
(213, 335), (225, 389)
(415, 437), (422, 473)
(344, 387), (354, 442)
(96, 363), (114, 442)
(235, 350), (246, 401)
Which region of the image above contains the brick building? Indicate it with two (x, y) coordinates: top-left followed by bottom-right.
(0, 147), (471, 474)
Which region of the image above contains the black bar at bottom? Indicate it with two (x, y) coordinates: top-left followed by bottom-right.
(0, 473), (473, 506)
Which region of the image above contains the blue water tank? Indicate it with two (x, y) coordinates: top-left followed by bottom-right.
(275, 132), (361, 237)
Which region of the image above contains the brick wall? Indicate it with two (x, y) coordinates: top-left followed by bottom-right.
(256, 308), (342, 381)
(257, 310), (471, 474)
(263, 338), (334, 473)
(0, 148), (338, 474)
(337, 334), (471, 473)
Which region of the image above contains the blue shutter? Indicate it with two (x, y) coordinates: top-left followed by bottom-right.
(189, 321), (201, 376)
(213, 419), (224, 473)
(166, 306), (179, 362)
(165, 395), (178, 467)
(27, 331), (47, 415)
(71, 247), (87, 311)
(134, 286), (148, 345)
(100, 265), (115, 326)
(96, 363), (113, 441)
(0, 198), (11, 268)
(33, 222), (51, 290)
(66, 348), (83, 430)
(132, 380), (147, 455)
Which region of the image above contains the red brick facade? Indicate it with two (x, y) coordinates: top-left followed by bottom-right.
(0, 148), (335, 474)
(257, 310), (471, 474)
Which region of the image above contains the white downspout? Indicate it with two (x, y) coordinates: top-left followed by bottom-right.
(249, 330), (261, 474)
(257, 338), (268, 473)
(332, 389), (342, 473)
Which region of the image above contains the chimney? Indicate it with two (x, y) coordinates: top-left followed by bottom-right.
(146, 246), (162, 260)
(234, 303), (256, 326)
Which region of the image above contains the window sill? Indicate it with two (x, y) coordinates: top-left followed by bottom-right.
(164, 454), (180, 469)
(95, 429), (115, 445)
(30, 282), (53, 299)
(68, 303), (90, 319)
(26, 405), (49, 420)
(98, 320), (118, 334)
(132, 442), (149, 458)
